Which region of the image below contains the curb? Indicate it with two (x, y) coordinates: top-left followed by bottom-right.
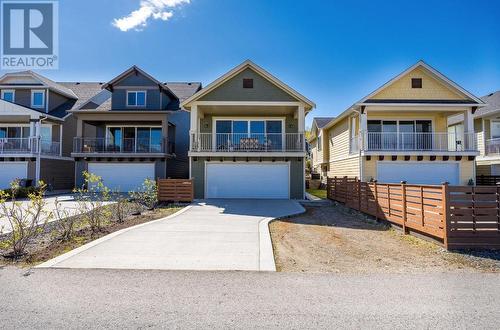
(36, 205), (194, 268)
(258, 201), (306, 272)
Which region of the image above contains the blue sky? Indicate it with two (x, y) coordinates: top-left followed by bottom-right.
(5, 0), (500, 126)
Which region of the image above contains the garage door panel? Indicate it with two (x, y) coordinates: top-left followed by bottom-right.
(88, 163), (155, 192)
(0, 162), (28, 189)
(377, 162), (459, 185)
(206, 163), (289, 199)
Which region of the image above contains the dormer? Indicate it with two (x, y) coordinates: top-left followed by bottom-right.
(0, 70), (78, 113)
(102, 66), (179, 111)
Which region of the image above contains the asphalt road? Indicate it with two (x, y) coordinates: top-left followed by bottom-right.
(0, 267), (499, 329)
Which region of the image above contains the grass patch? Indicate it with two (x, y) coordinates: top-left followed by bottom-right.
(306, 189), (327, 199)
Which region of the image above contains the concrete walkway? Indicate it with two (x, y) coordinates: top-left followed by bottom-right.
(38, 199), (305, 271)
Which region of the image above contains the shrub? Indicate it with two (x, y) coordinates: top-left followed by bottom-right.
(129, 178), (158, 211)
(53, 197), (80, 241)
(73, 171), (111, 235)
(0, 180), (51, 258)
(112, 191), (131, 223)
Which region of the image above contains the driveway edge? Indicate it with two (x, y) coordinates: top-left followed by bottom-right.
(258, 201), (306, 272)
(36, 205), (193, 269)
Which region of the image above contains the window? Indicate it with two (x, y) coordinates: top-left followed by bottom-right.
(411, 78), (423, 89)
(214, 119), (283, 151)
(317, 132), (322, 151)
(127, 91), (147, 107)
(31, 90), (45, 108)
(243, 78), (254, 89)
(1, 90), (15, 102)
(106, 126), (162, 152)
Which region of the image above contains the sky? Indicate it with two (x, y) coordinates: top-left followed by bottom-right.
(3, 0), (500, 127)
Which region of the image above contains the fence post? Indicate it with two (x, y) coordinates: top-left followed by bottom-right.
(373, 181), (378, 220)
(344, 176), (348, 203)
(401, 181), (408, 234)
(442, 182), (450, 249)
(358, 178), (361, 211)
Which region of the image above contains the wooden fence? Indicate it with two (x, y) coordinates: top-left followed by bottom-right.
(476, 175), (500, 186)
(327, 177), (500, 249)
(157, 179), (194, 203)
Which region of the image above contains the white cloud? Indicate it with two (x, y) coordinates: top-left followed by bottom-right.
(113, 0), (190, 32)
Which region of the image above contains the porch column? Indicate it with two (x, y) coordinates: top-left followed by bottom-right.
(463, 108), (474, 150)
(59, 124), (63, 157)
(189, 104), (198, 151)
(76, 118), (83, 137)
(359, 108), (368, 150)
(296, 104), (306, 151)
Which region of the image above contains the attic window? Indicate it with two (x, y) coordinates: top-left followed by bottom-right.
(243, 78), (254, 89)
(411, 78), (423, 89)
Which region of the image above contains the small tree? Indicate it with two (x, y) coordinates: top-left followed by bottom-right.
(0, 180), (51, 258)
(53, 197), (80, 241)
(73, 171), (111, 235)
(129, 178), (158, 211)
(112, 190), (130, 223)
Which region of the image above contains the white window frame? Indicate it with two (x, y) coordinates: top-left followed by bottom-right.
(1, 89), (15, 102)
(126, 90), (147, 107)
(317, 131), (322, 152)
(490, 120), (500, 139)
(31, 90), (45, 108)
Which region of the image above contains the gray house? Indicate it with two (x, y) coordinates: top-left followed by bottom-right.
(183, 60), (315, 199)
(0, 71), (101, 190)
(70, 66), (200, 191)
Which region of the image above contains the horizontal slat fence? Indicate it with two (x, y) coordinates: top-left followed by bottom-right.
(327, 177), (500, 249)
(476, 175), (500, 186)
(157, 179), (194, 203)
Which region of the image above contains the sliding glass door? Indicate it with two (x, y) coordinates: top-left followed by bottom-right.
(106, 127), (162, 153)
(366, 120), (432, 151)
(214, 119), (283, 151)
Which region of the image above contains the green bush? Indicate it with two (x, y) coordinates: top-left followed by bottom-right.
(2, 186), (41, 199)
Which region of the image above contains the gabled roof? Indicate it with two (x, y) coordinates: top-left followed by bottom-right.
(313, 117), (335, 129)
(0, 70), (78, 99)
(475, 91), (500, 118)
(356, 60), (485, 105)
(181, 60), (316, 110)
(102, 65), (178, 99)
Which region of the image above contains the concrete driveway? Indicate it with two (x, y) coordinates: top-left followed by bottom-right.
(38, 199), (305, 271)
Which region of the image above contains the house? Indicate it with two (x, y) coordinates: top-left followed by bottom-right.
(182, 60), (315, 199)
(473, 91), (500, 175)
(324, 61), (485, 185)
(308, 117), (334, 181)
(0, 70), (98, 190)
(70, 66), (200, 191)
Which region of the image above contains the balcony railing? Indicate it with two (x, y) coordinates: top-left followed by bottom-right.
(350, 132), (477, 153)
(0, 137), (60, 156)
(485, 138), (500, 155)
(73, 137), (169, 154)
(190, 133), (305, 152)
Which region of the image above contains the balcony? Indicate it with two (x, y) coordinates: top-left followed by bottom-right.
(0, 137), (61, 156)
(350, 132), (477, 154)
(73, 137), (171, 156)
(190, 133), (305, 153)
(485, 138), (500, 155)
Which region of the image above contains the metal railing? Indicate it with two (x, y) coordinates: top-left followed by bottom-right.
(190, 133), (305, 152)
(0, 137), (60, 156)
(485, 138), (500, 155)
(73, 137), (169, 154)
(353, 132), (477, 152)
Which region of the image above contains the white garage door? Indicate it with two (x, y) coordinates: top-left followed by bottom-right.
(88, 163), (155, 192)
(206, 163), (289, 199)
(377, 162), (460, 185)
(0, 162), (28, 189)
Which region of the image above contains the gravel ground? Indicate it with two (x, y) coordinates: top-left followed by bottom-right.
(0, 267), (499, 329)
(270, 203), (500, 273)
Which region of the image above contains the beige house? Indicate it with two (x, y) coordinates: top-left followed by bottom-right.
(308, 117), (334, 181)
(474, 91), (500, 175)
(322, 61), (485, 185)
(183, 60), (315, 199)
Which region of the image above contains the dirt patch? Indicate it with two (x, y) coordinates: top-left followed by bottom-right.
(270, 203), (500, 274)
(0, 205), (183, 267)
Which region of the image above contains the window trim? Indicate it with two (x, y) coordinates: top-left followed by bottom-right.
(126, 90), (147, 107)
(1, 89), (15, 103)
(31, 90), (45, 108)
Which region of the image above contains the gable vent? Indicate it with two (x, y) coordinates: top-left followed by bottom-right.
(243, 78), (254, 89)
